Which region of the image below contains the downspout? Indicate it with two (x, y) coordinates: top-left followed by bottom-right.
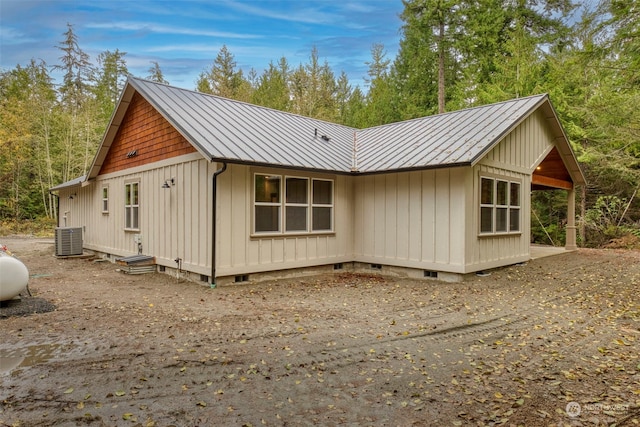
(210, 162), (228, 288)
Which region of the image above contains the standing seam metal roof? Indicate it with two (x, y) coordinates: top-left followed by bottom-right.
(355, 95), (546, 172)
(79, 77), (582, 184)
(131, 77), (354, 172)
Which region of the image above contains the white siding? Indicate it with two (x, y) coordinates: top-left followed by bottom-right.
(468, 108), (558, 271)
(58, 153), (213, 275)
(57, 156), (355, 278)
(215, 164), (354, 277)
(55, 108), (563, 279)
(353, 168), (468, 273)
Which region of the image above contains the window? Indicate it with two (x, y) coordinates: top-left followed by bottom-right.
(125, 182), (139, 230)
(312, 179), (333, 231)
(254, 175), (281, 233)
(101, 185), (109, 214)
(254, 173), (333, 234)
(479, 177), (520, 234)
(285, 177), (308, 232)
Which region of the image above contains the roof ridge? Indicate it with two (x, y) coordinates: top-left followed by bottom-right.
(129, 75), (357, 132)
(357, 94), (549, 133)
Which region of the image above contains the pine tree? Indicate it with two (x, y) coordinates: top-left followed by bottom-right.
(147, 61), (169, 84)
(252, 58), (290, 111)
(196, 45), (251, 101)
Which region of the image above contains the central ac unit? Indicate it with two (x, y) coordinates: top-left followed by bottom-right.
(55, 227), (83, 256)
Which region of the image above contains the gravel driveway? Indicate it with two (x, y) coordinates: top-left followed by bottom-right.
(1, 236), (639, 426)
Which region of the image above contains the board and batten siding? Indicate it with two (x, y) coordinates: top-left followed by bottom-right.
(58, 158), (354, 278)
(468, 107), (560, 271)
(215, 164), (354, 277)
(353, 168), (470, 273)
(58, 153), (214, 275)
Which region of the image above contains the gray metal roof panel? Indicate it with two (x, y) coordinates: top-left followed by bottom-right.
(355, 94), (547, 172)
(49, 175), (86, 191)
(64, 78), (584, 191)
(129, 77), (354, 172)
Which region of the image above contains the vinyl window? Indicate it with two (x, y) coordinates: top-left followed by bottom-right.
(124, 182), (139, 231)
(480, 177), (520, 234)
(312, 179), (333, 231)
(101, 185), (109, 214)
(254, 175), (281, 233)
(254, 173), (333, 234)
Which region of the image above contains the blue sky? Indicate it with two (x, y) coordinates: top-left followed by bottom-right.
(0, 0), (404, 91)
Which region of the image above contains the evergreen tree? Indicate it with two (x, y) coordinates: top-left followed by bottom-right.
(54, 23), (91, 109)
(53, 23), (94, 182)
(289, 47), (339, 121)
(362, 43), (400, 126)
(196, 45), (251, 101)
(0, 61), (58, 218)
(393, 0), (462, 116)
(92, 49), (128, 122)
(147, 61), (169, 84)
(252, 58), (290, 111)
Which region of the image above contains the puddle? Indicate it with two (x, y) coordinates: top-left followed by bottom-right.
(0, 344), (61, 374)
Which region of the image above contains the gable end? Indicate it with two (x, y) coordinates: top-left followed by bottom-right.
(98, 92), (197, 175)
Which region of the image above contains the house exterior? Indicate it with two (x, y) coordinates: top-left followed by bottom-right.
(50, 76), (585, 284)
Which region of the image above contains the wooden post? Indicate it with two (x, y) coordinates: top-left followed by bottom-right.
(566, 188), (578, 251)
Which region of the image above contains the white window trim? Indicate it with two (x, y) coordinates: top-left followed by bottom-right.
(284, 176), (309, 233)
(479, 176), (521, 236)
(253, 173), (282, 234)
(311, 178), (334, 232)
(124, 181), (140, 231)
(252, 172), (334, 236)
(101, 184), (109, 214)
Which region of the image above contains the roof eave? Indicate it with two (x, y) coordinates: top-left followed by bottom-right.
(539, 99), (587, 186)
(355, 162), (472, 176)
(469, 94), (550, 168)
(468, 95), (587, 187)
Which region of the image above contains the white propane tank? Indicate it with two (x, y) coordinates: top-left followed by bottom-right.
(0, 252), (29, 301)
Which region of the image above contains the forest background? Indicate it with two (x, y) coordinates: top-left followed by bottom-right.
(0, 0), (638, 248)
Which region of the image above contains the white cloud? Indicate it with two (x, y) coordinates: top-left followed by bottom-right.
(85, 21), (262, 39)
(221, 0), (341, 25)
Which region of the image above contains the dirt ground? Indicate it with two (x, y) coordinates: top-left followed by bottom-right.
(1, 236), (639, 427)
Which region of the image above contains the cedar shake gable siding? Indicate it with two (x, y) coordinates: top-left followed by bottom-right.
(99, 93), (197, 175)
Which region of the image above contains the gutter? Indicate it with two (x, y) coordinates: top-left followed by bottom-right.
(210, 162), (228, 288)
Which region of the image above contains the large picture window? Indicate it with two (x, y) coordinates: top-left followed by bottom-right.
(125, 182), (139, 230)
(480, 177), (520, 234)
(254, 173), (333, 234)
